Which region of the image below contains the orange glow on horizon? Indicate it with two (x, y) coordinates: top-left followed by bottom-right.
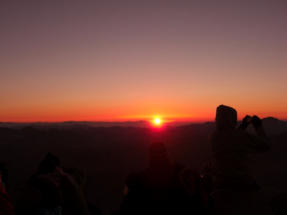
(0, 104), (286, 123)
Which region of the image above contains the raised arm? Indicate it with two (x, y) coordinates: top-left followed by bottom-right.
(247, 115), (270, 152)
(238, 115), (270, 152)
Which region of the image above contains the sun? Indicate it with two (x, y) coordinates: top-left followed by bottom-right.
(153, 117), (162, 127)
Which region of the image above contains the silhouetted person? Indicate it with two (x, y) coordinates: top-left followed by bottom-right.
(28, 153), (63, 214)
(211, 105), (272, 215)
(28, 153), (91, 215)
(118, 142), (204, 215)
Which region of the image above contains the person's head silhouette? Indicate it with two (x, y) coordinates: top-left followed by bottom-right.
(215, 105), (237, 131)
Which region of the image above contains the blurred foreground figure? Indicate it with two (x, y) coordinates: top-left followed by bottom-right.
(26, 153), (92, 215)
(118, 142), (206, 215)
(0, 163), (15, 215)
(211, 105), (272, 215)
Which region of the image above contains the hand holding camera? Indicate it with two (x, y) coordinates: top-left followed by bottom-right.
(239, 115), (252, 130)
(251, 115), (262, 129)
(239, 115), (262, 130)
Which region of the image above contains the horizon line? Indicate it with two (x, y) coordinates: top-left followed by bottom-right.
(0, 116), (286, 124)
(0, 119), (211, 124)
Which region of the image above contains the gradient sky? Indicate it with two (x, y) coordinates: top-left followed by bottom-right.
(1, 0), (286, 122)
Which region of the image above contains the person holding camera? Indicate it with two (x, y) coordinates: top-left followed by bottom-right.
(211, 105), (271, 215)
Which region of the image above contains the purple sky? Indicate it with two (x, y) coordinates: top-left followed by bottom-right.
(1, 0), (286, 122)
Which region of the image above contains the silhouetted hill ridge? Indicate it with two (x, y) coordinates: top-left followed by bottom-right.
(262, 117), (287, 136)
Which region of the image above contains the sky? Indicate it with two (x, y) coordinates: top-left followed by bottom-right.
(0, 0), (286, 122)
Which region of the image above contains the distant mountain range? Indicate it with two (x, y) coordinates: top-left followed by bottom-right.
(262, 117), (287, 136)
(0, 120), (197, 129)
(0, 117), (286, 136)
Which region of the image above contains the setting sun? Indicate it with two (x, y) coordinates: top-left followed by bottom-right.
(153, 117), (162, 127)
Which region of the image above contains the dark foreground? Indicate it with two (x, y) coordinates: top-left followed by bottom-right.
(0, 118), (287, 214)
